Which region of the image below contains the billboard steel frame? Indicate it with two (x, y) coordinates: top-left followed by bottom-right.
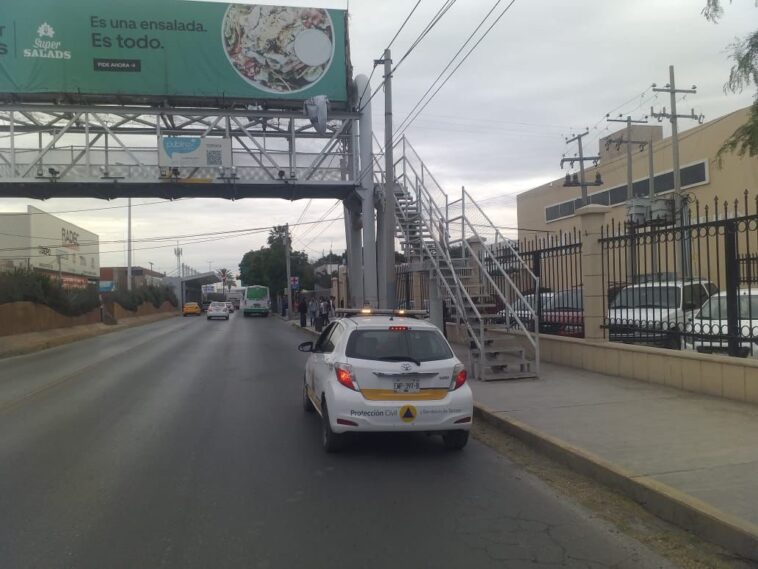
(0, 103), (360, 201)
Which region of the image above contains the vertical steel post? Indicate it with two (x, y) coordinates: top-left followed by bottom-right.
(127, 198), (132, 291)
(379, 48), (396, 308)
(285, 223), (293, 320)
(576, 135), (588, 205)
(724, 220), (740, 356)
(83, 112), (91, 175)
(9, 112), (15, 177)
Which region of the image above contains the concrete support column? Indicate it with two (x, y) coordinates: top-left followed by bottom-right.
(344, 204), (363, 308)
(429, 276), (443, 333)
(577, 204), (610, 342)
(355, 73), (378, 307)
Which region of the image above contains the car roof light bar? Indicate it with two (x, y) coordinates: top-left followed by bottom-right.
(335, 308), (428, 318)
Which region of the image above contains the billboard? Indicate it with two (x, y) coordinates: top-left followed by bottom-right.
(159, 137), (233, 168)
(0, 0), (349, 103)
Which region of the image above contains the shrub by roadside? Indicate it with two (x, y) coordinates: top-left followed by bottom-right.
(0, 269), (100, 317)
(104, 285), (178, 312)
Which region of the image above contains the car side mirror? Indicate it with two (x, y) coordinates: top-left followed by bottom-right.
(298, 341), (314, 353)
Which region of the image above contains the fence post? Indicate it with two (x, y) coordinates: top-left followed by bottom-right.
(532, 250), (542, 322)
(576, 204), (610, 342)
(724, 219), (741, 357)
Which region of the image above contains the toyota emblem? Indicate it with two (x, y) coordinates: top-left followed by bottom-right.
(401, 362), (413, 372)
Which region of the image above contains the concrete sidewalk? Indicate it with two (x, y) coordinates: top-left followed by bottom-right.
(0, 312), (179, 359)
(453, 342), (758, 557)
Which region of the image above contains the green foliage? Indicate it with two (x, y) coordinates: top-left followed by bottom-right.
(0, 269), (100, 316)
(239, 226), (315, 294)
(703, 1), (758, 159)
(106, 285), (178, 312)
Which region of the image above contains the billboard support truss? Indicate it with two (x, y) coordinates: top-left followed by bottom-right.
(0, 103), (360, 201)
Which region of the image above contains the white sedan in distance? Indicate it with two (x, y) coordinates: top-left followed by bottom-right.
(207, 301), (229, 321)
(300, 309), (473, 452)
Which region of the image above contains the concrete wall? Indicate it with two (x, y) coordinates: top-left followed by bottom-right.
(538, 334), (758, 405)
(0, 301), (101, 336)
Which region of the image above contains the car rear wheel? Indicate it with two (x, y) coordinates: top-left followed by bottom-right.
(442, 430), (469, 450)
(321, 402), (345, 453)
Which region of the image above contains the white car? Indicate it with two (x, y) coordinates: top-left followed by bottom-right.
(607, 279), (717, 348)
(685, 289), (758, 358)
(299, 310), (473, 452)
(207, 301), (229, 320)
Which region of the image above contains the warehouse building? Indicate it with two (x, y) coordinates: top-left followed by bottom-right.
(0, 205), (100, 287)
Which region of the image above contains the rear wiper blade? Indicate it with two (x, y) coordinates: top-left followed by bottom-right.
(377, 356), (421, 366)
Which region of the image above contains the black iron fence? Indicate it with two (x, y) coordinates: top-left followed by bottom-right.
(395, 264), (429, 310)
(601, 191), (758, 357)
(490, 231), (583, 337)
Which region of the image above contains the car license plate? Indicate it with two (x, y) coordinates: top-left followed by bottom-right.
(393, 380), (420, 393)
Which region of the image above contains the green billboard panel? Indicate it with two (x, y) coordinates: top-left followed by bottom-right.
(0, 0), (349, 103)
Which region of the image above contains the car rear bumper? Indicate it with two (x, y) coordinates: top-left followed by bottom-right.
(327, 385), (473, 434)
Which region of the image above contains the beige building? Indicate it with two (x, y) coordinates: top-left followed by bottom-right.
(517, 106), (758, 239)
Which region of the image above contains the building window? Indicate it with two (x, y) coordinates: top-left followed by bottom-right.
(545, 160), (708, 222)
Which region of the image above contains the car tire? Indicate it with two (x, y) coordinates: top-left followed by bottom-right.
(303, 379), (314, 413)
(442, 430), (469, 451)
(321, 402), (345, 453)
(207, 316), (211, 320)
(226, 316), (229, 320)
(183, 314), (187, 317)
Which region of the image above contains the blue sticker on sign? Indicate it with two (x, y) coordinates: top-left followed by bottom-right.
(163, 137), (202, 158)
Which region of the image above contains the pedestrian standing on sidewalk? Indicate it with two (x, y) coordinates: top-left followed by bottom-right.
(308, 297), (318, 327)
(298, 297), (308, 327)
(320, 297), (330, 326)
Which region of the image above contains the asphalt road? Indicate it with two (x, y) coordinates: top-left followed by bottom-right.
(0, 313), (677, 569)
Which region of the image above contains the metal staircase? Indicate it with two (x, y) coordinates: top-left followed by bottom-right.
(388, 137), (540, 380)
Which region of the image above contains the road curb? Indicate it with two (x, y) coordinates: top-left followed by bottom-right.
(474, 402), (758, 561)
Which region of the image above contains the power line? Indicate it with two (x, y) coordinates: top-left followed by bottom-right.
(0, 216), (346, 254)
(356, 0), (425, 107)
(359, 0), (458, 112)
(394, 0), (508, 138)
(394, 0), (519, 142)
(0, 198), (187, 216)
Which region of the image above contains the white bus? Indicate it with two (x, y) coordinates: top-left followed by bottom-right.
(242, 285), (271, 317)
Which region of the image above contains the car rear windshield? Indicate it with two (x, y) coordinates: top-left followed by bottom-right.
(346, 329), (453, 362)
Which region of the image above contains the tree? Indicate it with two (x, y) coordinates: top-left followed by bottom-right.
(703, 0), (758, 159)
(216, 268), (234, 292)
(238, 226), (315, 295)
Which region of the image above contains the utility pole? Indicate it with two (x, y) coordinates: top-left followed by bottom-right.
(127, 197), (132, 291)
(149, 261), (154, 274)
(285, 223), (293, 320)
(605, 117), (649, 281)
(174, 245), (182, 278)
(651, 65), (703, 278)
(561, 130), (602, 206)
(606, 115), (649, 201)
(375, 48), (396, 309)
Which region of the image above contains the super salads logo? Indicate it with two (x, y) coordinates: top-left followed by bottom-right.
(23, 22), (71, 60)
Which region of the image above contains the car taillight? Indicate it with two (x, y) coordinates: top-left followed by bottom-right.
(335, 363), (358, 391)
(451, 364), (467, 390)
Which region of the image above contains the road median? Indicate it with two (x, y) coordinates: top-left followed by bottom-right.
(474, 402), (758, 561)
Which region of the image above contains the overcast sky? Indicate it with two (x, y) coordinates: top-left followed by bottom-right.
(1, 0), (754, 276)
